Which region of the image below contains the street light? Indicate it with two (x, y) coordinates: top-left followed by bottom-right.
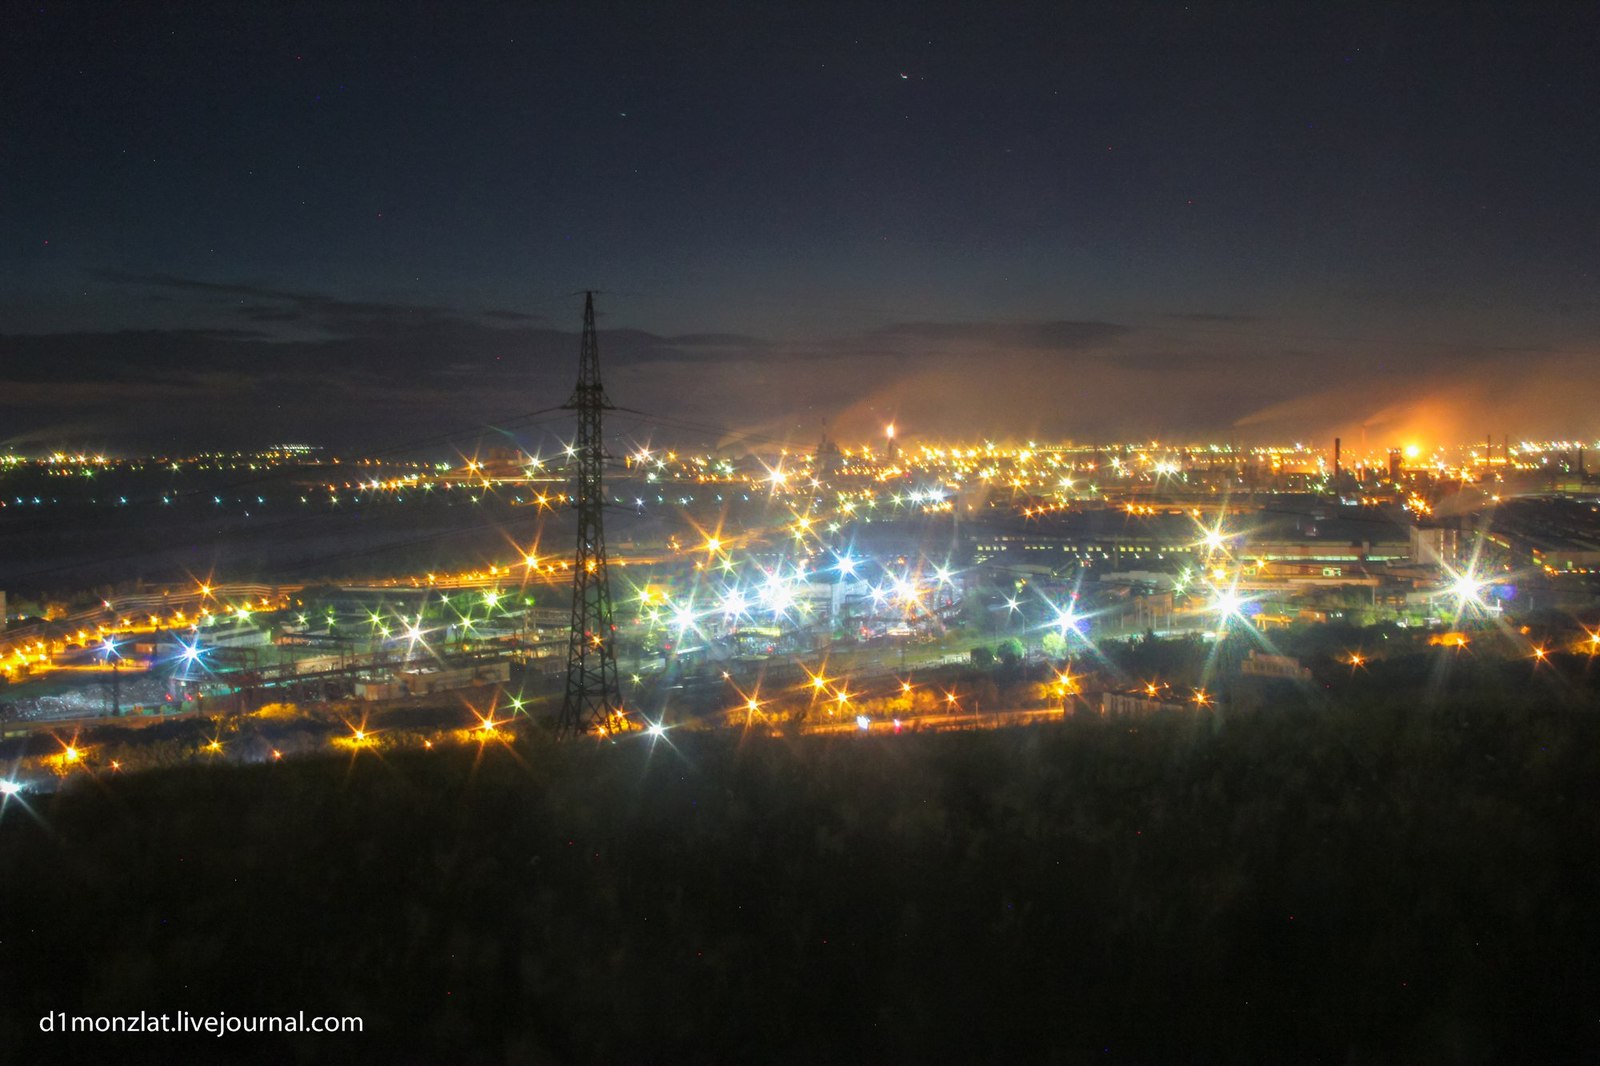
(1450, 571), (1484, 608)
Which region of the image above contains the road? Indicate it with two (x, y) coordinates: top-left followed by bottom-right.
(801, 706), (1067, 735)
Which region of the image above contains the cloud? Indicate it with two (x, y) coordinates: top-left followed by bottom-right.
(868, 319), (1131, 351)
(92, 270), (548, 335)
(90, 270), (450, 319)
(12, 274), (1595, 451)
(237, 304), (312, 323)
(1230, 349), (1600, 445)
(1163, 312), (1261, 324)
(661, 332), (772, 350)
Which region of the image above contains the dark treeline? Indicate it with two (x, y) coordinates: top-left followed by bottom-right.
(2, 694), (1598, 1063)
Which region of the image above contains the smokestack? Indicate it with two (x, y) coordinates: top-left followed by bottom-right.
(1333, 436), (1341, 481)
(1487, 433), (1493, 466)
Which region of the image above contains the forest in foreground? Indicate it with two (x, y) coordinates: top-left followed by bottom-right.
(2, 691), (1598, 1064)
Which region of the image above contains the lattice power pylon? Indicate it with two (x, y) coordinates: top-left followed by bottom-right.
(557, 292), (628, 737)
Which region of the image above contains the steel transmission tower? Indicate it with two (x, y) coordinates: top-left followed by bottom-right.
(558, 292), (627, 737)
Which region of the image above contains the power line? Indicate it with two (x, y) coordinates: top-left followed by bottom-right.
(558, 293), (627, 738)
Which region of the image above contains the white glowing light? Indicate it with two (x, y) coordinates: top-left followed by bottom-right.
(720, 589), (750, 618)
(1450, 572), (1484, 605)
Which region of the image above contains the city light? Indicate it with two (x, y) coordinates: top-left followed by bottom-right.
(7, 432), (1600, 764)
(1450, 571), (1484, 606)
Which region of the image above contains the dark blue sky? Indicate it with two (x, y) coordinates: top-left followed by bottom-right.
(5, 2), (1599, 452)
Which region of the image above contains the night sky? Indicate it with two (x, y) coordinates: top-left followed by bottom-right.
(5, 3), (1599, 453)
